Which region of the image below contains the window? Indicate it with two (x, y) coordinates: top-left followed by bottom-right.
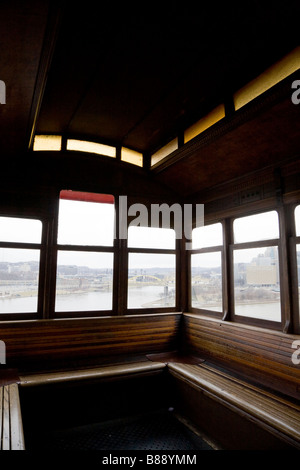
(66, 139), (116, 158)
(121, 147), (143, 167)
(33, 135), (62, 151)
(127, 226), (176, 310)
(184, 105), (225, 144)
(232, 211), (281, 322)
(151, 138), (178, 167)
(234, 46), (300, 110)
(55, 191), (115, 314)
(0, 217), (42, 315)
(190, 223), (223, 313)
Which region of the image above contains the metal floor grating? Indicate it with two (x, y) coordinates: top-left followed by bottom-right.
(31, 409), (213, 451)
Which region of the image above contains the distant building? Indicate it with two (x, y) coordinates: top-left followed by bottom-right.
(246, 265), (277, 286)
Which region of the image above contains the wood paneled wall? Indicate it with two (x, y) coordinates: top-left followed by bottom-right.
(181, 313), (300, 400)
(0, 313), (181, 373)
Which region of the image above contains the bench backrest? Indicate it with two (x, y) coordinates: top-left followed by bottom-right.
(181, 313), (300, 400)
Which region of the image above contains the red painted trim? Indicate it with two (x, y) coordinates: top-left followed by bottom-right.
(60, 190), (114, 204)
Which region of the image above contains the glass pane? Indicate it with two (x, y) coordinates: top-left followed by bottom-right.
(151, 138), (178, 166)
(234, 246), (281, 321)
(234, 47), (300, 110)
(121, 147), (143, 167)
(33, 135), (62, 151)
(128, 226), (176, 249)
(57, 198), (115, 246)
(67, 139), (116, 158)
(0, 248), (40, 313)
(192, 223), (223, 249)
(191, 252), (222, 312)
(55, 251), (113, 312)
(234, 211), (279, 243)
(128, 253), (175, 308)
(295, 205), (300, 236)
(184, 104), (225, 143)
(0, 217), (42, 243)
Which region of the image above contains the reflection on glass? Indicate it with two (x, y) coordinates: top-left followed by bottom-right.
(233, 211), (279, 243)
(0, 248), (40, 313)
(0, 217), (42, 243)
(192, 223), (223, 250)
(128, 226), (175, 249)
(55, 251), (113, 312)
(128, 253), (175, 308)
(191, 252), (222, 312)
(234, 246), (281, 321)
(57, 199), (115, 246)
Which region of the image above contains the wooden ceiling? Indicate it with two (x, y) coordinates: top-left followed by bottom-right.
(0, 1), (299, 197)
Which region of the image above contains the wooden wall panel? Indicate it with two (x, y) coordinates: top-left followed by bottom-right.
(0, 313), (181, 373)
(181, 313), (300, 400)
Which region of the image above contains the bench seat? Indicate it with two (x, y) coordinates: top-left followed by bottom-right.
(168, 362), (300, 449)
(19, 360), (166, 387)
(7, 357), (300, 450)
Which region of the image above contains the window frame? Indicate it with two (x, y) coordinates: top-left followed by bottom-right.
(188, 221), (225, 319)
(1, 195), (299, 333)
(126, 225), (179, 315)
(0, 214), (45, 321)
(230, 209), (284, 330)
(290, 203), (300, 333)
(53, 191), (116, 319)
(188, 207), (296, 332)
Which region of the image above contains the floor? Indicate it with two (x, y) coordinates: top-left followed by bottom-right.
(29, 409), (214, 451)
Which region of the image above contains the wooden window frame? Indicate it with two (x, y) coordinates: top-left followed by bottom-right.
(125, 226), (179, 315)
(51, 191), (116, 319)
(228, 207), (291, 331)
(188, 221), (224, 319)
(289, 203), (300, 333)
(0, 215), (46, 321)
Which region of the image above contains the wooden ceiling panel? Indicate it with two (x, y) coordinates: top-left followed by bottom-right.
(0, 1), (50, 158)
(35, 2), (299, 154)
(0, 0), (299, 199)
(154, 96), (300, 196)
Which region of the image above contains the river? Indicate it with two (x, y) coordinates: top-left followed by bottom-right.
(0, 289), (291, 320)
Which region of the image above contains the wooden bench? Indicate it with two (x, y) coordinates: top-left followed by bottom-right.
(168, 362), (300, 450)
(5, 355), (300, 450)
(0, 383), (25, 450)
